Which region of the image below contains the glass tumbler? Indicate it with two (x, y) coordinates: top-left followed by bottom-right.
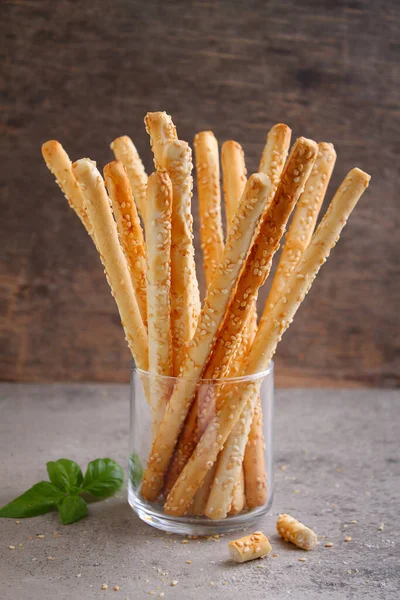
(128, 363), (274, 535)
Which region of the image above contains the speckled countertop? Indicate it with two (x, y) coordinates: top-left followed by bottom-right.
(0, 384), (399, 599)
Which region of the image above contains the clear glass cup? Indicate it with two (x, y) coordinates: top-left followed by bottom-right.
(128, 363), (274, 535)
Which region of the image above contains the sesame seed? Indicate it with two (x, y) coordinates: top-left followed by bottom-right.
(101, 584), (108, 590)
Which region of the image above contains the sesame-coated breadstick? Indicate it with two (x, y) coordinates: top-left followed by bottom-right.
(141, 173), (272, 501)
(164, 167), (370, 517)
(194, 131), (225, 285)
(188, 462), (217, 516)
(110, 136), (148, 223)
(277, 514), (317, 550)
(259, 123), (292, 192)
(262, 142), (337, 316)
(145, 171), (173, 434)
(72, 159), (148, 371)
(41, 140), (94, 240)
(221, 140), (247, 231)
(164, 137), (315, 495)
(243, 395), (267, 508)
(206, 138), (319, 518)
(228, 467), (245, 515)
(163, 140), (201, 375)
(144, 111), (177, 170)
(228, 532), (271, 563)
(103, 160), (148, 328)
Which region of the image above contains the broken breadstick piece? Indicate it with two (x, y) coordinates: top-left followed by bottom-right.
(194, 131), (224, 285)
(276, 514), (317, 551)
(228, 532), (271, 563)
(110, 135), (148, 223)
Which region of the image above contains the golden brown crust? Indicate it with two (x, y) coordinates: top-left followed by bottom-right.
(194, 131), (224, 285)
(144, 111), (177, 170)
(141, 173), (271, 501)
(41, 140), (93, 239)
(163, 140), (201, 375)
(277, 514), (317, 550)
(243, 395), (267, 508)
(103, 160), (147, 328)
(221, 140), (247, 231)
(145, 171), (173, 434)
(259, 124), (292, 192)
(72, 159), (148, 371)
(262, 142), (337, 315)
(110, 136), (148, 223)
(228, 466), (245, 515)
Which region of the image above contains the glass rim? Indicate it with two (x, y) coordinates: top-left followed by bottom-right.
(131, 360), (273, 384)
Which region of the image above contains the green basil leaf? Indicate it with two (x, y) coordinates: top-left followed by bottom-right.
(82, 458), (124, 498)
(46, 459), (83, 493)
(129, 453), (144, 488)
(0, 482), (64, 518)
(58, 495), (88, 525)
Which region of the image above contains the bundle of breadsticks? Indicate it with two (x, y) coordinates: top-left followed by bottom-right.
(42, 112), (370, 520)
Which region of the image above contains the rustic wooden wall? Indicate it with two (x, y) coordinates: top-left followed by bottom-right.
(1, 0), (399, 387)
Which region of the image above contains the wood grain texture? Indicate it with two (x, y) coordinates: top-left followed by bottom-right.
(1, 0), (399, 387)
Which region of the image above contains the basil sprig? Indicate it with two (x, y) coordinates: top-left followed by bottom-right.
(0, 458), (124, 525)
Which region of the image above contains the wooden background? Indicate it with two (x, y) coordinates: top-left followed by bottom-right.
(1, 0), (399, 387)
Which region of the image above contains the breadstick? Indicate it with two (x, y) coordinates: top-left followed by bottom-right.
(165, 137), (317, 495)
(263, 142), (337, 314)
(141, 173), (272, 501)
(145, 171), (173, 434)
(163, 140), (201, 375)
(221, 140), (247, 231)
(228, 532), (271, 563)
(165, 167), (370, 517)
(144, 111), (177, 170)
(110, 136), (148, 223)
(240, 123), (291, 503)
(188, 462), (217, 516)
(259, 123), (292, 192)
(41, 140), (93, 239)
(72, 159), (148, 371)
(194, 131), (224, 284)
(103, 160), (147, 328)
(228, 467), (245, 515)
(277, 514), (317, 550)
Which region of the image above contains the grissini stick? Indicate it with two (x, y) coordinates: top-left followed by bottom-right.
(242, 395), (267, 508)
(103, 160), (148, 328)
(110, 135), (148, 223)
(194, 131), (225, 285)
(141, 173), (272, 501)
(221, 140), (247, 231)
(72, 158), (148, 371)
(240, 122), (292, 503)
(144, 111), (177, 170)
(145, 171), (173, 434)
(164, 137), (318, 493)
(228, 467), (245, 515)
(163, 140), (201, 375)
(165, 167), (370, 517)
(262, 142), (337, 315)
(41, 140), (94, 240)
(189, 462), (217, 516)
(259, 123), (292, 192)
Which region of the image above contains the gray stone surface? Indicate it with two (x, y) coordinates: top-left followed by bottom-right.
(0, 384), (399, 600)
